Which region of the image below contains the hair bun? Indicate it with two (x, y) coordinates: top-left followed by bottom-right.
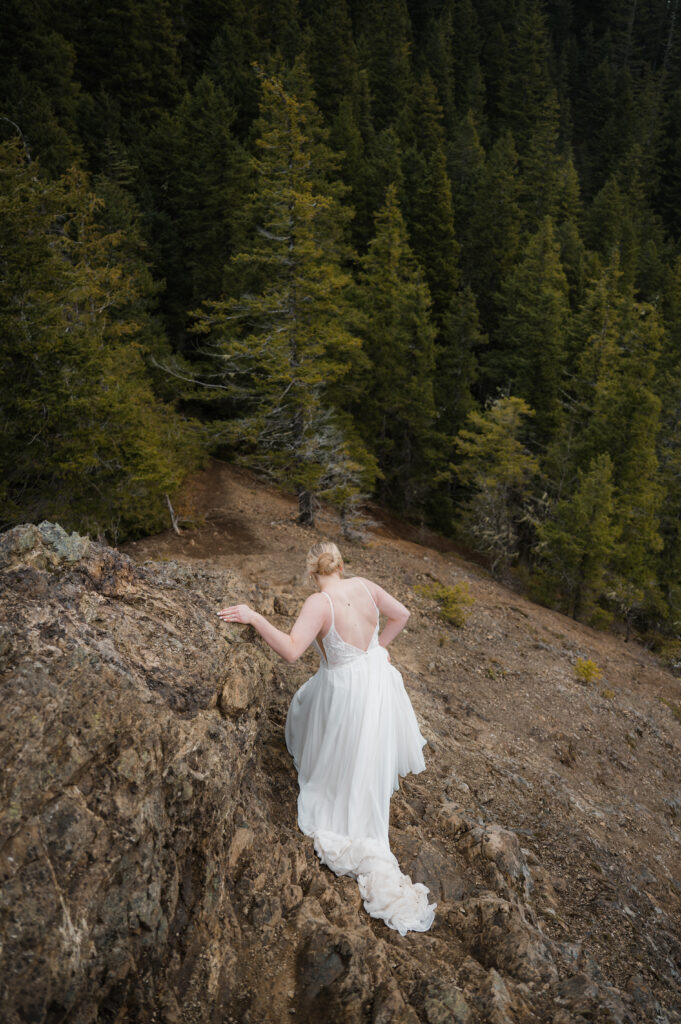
(306, 541), (343, 577)
(317, 551), (340, 574)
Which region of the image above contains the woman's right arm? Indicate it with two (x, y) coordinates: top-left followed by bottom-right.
(362, 577), (410, 648)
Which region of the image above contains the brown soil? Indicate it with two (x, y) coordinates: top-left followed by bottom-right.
(120, 458), (681, 1020)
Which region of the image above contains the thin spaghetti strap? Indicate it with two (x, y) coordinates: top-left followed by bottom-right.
(357, 579), (380, 621)
(321, 589), (335, 626)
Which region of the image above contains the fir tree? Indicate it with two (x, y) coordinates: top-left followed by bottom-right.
(492, 216), (570, 442)
(353, 126), (405, 252)
(520, 89), (563, 228)
(354, 184), (438, 513)
(140, 75), (250, 341)
(354, 0), (414, 131)
(191, 61), (372, 525)
(401, 73), (460, 322)
(428, 286), (487, 528)
(453, 396), (539, 576)
(449, 0), (485, 121)
(464, 130), (524, 339)
(586, 148), (670, 301)
(554, 155), (587, 309)
(59, 0), (186, 156)
(0, 138), (202, 539)
(497, 0), (553, 150)
(303, 0), (359, 120)
(0, 1), (85, 174)
(568, 255), (665, 629)
(416, 7), (457, 137)
(534, 453), (619, 620)
(656, 85), (681, 241)
(448, 110), (486, 226)
(203, 4), (263, 133)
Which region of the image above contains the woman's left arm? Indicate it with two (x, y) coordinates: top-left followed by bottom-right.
(218, 594), (326, 663)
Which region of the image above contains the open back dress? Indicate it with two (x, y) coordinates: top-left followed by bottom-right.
(284, 577), (436, 935)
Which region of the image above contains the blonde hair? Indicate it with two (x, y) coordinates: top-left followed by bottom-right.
(306, 540), (343, 578)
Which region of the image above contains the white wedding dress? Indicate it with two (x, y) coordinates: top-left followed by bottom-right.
(285, 579), (436, 935)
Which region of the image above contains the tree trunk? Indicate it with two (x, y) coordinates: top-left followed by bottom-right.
(297, 486), (314, 526)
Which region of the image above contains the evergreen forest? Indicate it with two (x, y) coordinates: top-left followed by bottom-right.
(3, 0), (681, 648)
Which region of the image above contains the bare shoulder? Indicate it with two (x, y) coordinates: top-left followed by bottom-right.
(301, 592), (328, 612)
(353, 575), (386, 602)
(354, 575), (408, 616)
(353, 573), (379, 592)
(292, 593), (331, 633)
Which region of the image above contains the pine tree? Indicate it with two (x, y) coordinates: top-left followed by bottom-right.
(492, 216), (570, 442)
(554, 155), (587, 309)
(497, 0), (553, 151)
(353, 126), (405, 252)
(464, 130), (524, 338)
(449, 0), (485, 121)
(191, 61), (372, 525)
(586, 148), (670, 301)
(401, 73), (460, 322)
(303, 0), (359, 120)
(0, 138), (202, 539)
(0, 1), (85, 174)
(416, 7), (456, 136)
(453, 396), (539, 576)
(140, 75), (250, 341)
(448, 110), (486, 226)
(429, 286), (487, 526)
(354, 184), (438, 512)
(534, 453), (619, 620)
(353, 0), (414, 131)
(520, 89), (564, 229)
(567, 255), (665, 629)
(59, 0), (186, 157)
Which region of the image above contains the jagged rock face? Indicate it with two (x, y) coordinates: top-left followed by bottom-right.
(0, 523), (679, 1023)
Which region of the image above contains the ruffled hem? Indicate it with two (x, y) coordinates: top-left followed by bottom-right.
(312, 829), (437, 936)
(285, 647), (436, 934)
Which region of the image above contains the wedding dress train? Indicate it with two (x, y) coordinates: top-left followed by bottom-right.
(285, 579), (436, 935)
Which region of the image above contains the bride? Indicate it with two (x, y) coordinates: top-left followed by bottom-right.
(218, 540), (436, 935)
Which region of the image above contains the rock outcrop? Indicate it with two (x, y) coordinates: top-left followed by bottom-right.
(1, 521), (680, 1023)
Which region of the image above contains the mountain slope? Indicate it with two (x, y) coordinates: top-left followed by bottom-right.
(1, 460), (680, 1022)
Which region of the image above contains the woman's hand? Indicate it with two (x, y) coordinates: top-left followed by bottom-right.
(217, 603), (254, 625)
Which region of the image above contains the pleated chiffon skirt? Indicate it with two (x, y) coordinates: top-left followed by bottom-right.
(285, 644), (436, 934)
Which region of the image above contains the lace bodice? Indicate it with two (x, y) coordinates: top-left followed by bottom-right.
(313, 580), (381, 669)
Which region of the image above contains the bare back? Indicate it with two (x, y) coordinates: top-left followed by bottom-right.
(320, 577), (379, 652)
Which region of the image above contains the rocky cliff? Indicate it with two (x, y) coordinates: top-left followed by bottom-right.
(1, 477), (681, 1022)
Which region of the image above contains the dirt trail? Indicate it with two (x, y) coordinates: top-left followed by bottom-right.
(121, 459), (681, 1021)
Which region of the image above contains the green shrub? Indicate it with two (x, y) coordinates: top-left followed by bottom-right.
(415, 580), (474, 627)
(587, 607), (614, 631)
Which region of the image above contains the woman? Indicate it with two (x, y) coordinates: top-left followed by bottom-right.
(218, 540), (436, 934)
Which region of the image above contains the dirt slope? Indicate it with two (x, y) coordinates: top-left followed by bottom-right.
(2, 459), (680, 1024)
(122, 460), (681, 1021)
